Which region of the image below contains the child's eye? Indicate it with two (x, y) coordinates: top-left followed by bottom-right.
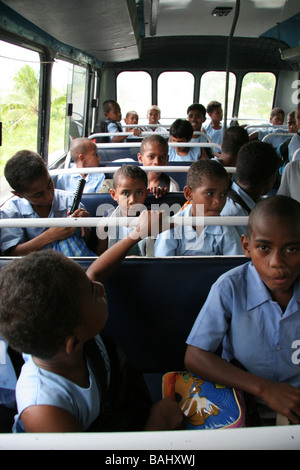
(258, 245), (269, 252)
(285, 246), (298, 254)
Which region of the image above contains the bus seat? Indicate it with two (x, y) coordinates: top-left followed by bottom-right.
(81, 192), (186, 217)
(97, 147), (139, 162)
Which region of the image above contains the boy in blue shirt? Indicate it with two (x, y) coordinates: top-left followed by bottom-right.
(221, 141), (279, 237)
(96, 165), (150, 256)
(154, 159), (243, 256)
(1, 150), (92, 256)
(185, 195), (300, 425)
(55, 137), (105, 193)
(0, 210), (182, 432)
(168, 119), (202, 162)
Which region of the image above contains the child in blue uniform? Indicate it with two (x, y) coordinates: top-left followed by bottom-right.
(202, 101), (223, 155)
(154, 159), (243, 256)
(55, 138), (105, 193)
(0, 150), (93, 256)
(185, 195), (300, 425)
(0, 210), (182, 432)
(168, 119), (201, 162)
(96, 165), (150, 256)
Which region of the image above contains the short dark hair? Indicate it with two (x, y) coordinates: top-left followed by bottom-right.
(0, 251), (84, 359)
(113, 164), (148, 189)
(187, 103), (206, 118)
(187, 159), (228, 190)
(70, 137), (97, 162)
(103, 99), (119, 114)
(140, 134), (168, 154)
(206, 101), (222, 114)
(222, 126), (249, 156)
(4, 150), (48, 193)
(236, 141), (279, 187)
(169, 119), (193, 140)
(270, 107), (285, 119)
(247, 195), (300, 239)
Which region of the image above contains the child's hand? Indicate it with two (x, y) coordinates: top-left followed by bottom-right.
(133, 128), (142, 137)
(67, 208), (90, 238)
(145, 397), (184, 431)
(260, 381), (300, 424)
(149, 185), (169, 199)
(133, 210), (172, 239)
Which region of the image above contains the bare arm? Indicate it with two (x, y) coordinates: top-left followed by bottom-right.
(20, 405), (83, 433)
(185, 345), (300, 423)
(87, 210), (170, 283)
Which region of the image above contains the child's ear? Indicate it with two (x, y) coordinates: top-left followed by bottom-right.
(241, 234), (251, 258)
(137, 153), (143, 164)
(109, 188), (117, 201)
(12, 190), (22, 198)
(183, 185), (192, 201)
(65, 334), (81, 355)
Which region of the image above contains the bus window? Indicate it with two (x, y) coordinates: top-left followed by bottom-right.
(238, 72), (276, 123)
(0, 41), (40, 204)
(49, 60), (87, 165)
(117, 71), (151, 125)
(157, 71), (194, 123)
(199, 71), (236, 118)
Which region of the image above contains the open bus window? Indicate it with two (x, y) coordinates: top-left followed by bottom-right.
(157, 71), (194, 124)
(117, 71), (151, 126)
(199, 71), (236, 121)
(238, 72), (276, 124)
(0, 41), (40, 205)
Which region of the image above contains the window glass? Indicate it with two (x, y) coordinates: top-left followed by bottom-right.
(199, 71), (236, 120)
(117, 71), (151, 125)
(238, 72), (276, 124)
(49, 60), (87, 165)
(0, 41), (40, 203)
(158, 71), (194, 124)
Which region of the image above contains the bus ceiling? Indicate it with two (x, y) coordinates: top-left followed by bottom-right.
(0, 0), (299, 67)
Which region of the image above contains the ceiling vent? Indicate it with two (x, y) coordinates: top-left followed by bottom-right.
(211, 7), (233, 17)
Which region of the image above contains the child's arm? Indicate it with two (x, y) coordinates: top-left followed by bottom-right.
(185, 345), (300, 424)
(6, 208), (90, 256)
(20, 405), (83, 432)
(87, 210), (169, 282)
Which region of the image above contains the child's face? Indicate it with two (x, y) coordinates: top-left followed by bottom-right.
(187, 110), (205, 131)
(169, 135), (190, 153)
(105, 104), (121, 122)
(147, 109), (160, 124)
(184, 175), (229, 217)
(18, 173), (55, 207)
(110, 175), (149, 216)
(138, 141), (168, 176)
(287, 114), (297, 133)
(209, 107), (223, 123)
(82, 144), (100, 167)
(125, 113), (139, 125)
(241, 216), (300, 304)
(270, 113), (284, 126)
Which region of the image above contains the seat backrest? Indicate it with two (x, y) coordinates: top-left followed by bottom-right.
(69, 256), (247, 373)
(81, 192), (186, 217)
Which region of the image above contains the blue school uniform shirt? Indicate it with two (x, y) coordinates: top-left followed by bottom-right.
(13, 335), (110, 432)
(0, 189), (85, 254)
(168, 146), (200, 162)
(154, 204), (243, 256)
(220, 181), (255, 237)
(202, 121), (223, 153)
(187, 262), (300, 388)
(56, 172), (105, 193)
